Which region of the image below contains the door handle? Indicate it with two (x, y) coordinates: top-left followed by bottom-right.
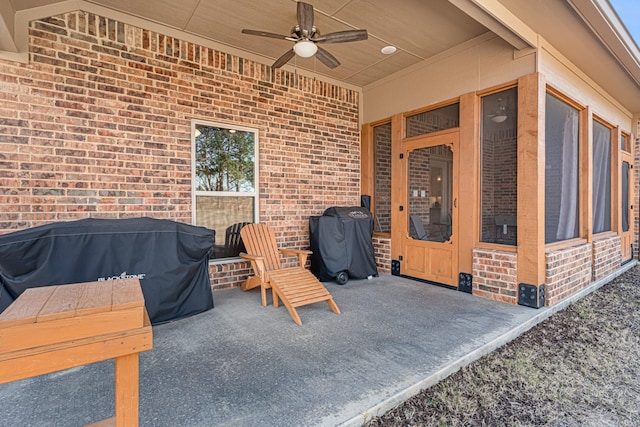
(454, 198), (457, 208)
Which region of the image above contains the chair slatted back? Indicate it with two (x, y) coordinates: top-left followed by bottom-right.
(224, 222), (250, 257)
(240, 223), (282, 272)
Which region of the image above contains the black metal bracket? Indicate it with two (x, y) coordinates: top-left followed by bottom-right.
(391, 260), (401, 276)
(518, 283), (545, 308)
(458, 273), (472, 294)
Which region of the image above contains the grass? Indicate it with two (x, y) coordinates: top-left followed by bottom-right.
(366, 265), (640, 426)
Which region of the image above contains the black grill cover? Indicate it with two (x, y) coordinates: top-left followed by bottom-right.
(310, 206), (378, 281)
(0, 217), (215, 324)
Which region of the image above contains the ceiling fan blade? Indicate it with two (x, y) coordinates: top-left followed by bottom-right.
(315, 47), (340, 69)
(315, 29), (368, 43)
(272, 49), (296, 68)
(242, 29), (291, 40)
(297, 2), (314, 37)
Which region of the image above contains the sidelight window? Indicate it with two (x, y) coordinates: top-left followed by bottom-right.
(544, 93), (580, 244)
(592, 119), (612, 234)
(480, 87), (518, 245)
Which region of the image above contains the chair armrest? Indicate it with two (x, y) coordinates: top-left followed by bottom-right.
(279, 249), (312, 266)
(240, 253), (266, 278)
(239, 253), (265, 262)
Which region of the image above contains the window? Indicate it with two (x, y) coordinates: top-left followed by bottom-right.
(406, 103), (459, 138)
(622, 161), (630, 232)
(480, 87), (518, 245)
(373, 122), (391, 233)
(193, 122), (257, 259)
(592, 119), (611, 234)
(545, 93), (580, 244)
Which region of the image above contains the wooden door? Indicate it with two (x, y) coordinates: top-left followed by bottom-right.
(400, 130), (458, 286)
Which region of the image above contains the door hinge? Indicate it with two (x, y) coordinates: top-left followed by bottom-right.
(399, 255), (403, 261)
(399, 205), (404, 211)
(399, 153), (404, 159)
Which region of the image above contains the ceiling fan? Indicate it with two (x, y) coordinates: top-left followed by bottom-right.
(241, 1), (368, 69)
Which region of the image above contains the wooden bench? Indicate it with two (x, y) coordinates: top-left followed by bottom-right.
(0, 278), (153, 427)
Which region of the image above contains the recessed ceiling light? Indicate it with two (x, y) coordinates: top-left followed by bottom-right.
(381, 45), (397, 55)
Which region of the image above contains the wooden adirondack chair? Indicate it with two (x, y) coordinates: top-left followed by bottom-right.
(239, 223), (340, 325)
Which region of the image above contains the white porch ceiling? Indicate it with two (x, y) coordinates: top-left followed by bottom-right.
(1, 0), (549, 88)
(2, 0), (640, 111)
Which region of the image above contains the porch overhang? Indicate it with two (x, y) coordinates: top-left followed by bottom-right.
(566, 0), (640, 88)
(448, 0), (538, 51)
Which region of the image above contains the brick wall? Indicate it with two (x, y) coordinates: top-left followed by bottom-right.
(208, 260), (254, 291)
(472, 248), (518, 304)
(0, 11), (361, 290)
(592, 234), (621, 281)
(373, 235), (391, 275)
(545, 242), (591, 306)
(480, 127), (517, 244)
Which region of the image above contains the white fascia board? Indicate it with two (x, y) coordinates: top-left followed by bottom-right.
(567, 0), (640, 87)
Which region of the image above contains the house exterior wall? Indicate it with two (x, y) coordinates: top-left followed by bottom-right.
(361, 33), (637, 307)
(545, 243), (592, 306)
(635, 116), (640, 261)
(538, 42), (633, 133)
(0, 11), (362, 290)
(472, 248), (518, 304)
(362, 34), (536, 124)
(372, 236), (391, 275)
(592, 234), (622, 281)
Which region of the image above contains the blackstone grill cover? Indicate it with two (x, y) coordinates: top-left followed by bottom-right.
(0, 217), (215, 324)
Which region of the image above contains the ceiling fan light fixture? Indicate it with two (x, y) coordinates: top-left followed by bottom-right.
(293, 39), (317, 58)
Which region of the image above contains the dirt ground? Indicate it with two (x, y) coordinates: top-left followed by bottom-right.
(367, 265), (640, 427)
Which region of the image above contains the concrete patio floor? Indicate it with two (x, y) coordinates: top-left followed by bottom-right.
(0, 264), (634, 427)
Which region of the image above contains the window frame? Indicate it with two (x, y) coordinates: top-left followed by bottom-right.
(191, 120), (259, 258)
(621, 131), (631, 153)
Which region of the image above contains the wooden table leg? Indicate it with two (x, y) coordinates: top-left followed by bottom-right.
(115, 353), (139, 427)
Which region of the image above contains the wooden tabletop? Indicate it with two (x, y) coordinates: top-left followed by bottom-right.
(0, 278), (147, 355)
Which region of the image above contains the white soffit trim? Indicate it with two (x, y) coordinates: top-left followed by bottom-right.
(0, 0), (85, 62)
(447, 0), (537, 50)
(567, 0), (640, 87)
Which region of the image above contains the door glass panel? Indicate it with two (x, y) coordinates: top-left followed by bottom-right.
(407, 144), (453, 242)
(622, 161), (630, 232)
